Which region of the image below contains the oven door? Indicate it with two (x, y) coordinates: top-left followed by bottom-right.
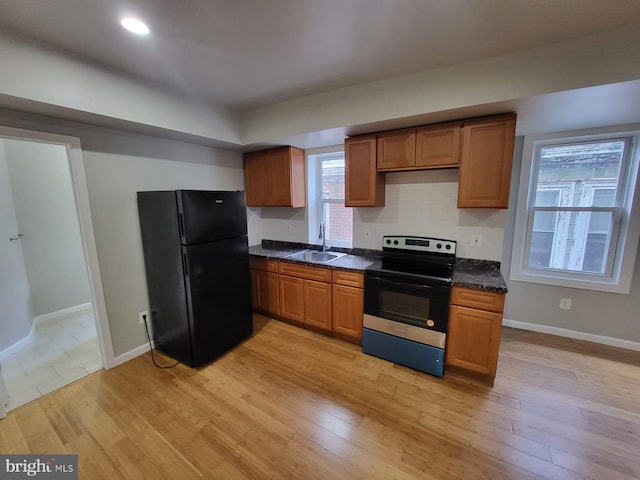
(363, 272), (450, 377)
(364, 274), (450, 333)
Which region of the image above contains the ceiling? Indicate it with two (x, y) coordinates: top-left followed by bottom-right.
(2, 0), (640, 112)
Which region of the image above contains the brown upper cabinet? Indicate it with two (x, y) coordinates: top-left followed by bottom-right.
(377, 129), (416, 170)
(244, 146), (306, 207)
(377, 123), (462, 171)
(457, 114), (516, 208)
(415, 123), (461, 169)
(345, 136), (385, 207)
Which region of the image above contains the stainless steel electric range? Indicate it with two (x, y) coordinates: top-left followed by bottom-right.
(363, 235), (456, 377)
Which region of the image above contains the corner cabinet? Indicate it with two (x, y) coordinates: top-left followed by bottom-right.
(446, 287), (505, 383)
(457, 115), (516, 208)
(244, 146), (306, 207)
(345, 136), (385, 207)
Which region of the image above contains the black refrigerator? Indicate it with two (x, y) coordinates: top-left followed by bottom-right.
(137, 190), (253, 367)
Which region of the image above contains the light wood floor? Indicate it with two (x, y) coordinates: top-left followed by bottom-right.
(1, 314), (639, 479)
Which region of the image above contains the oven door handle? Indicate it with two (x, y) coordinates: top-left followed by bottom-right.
(367, 275), (438, 292)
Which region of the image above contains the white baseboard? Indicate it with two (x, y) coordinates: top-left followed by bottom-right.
(33, 302), (92, 326)
(0, 330), (35, 361)
(502, 318), (640, 352)
(113, 341), (155, 367)
(0, 303), (93, 361)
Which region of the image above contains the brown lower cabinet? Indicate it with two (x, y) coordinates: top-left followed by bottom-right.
(446, 287), (505, 383)
(250, 257), (364, 343)
(278, 274), (305, 323)
(250, 258), (280, 316)
(303, 280), (332, 330)
(332, 269), (364, 342)
(332, 284), (363, 341)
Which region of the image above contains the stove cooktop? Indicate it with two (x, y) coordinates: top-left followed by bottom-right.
(366, 235), (457, 282)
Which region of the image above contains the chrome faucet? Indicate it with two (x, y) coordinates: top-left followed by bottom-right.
(319, 222), (327, 252)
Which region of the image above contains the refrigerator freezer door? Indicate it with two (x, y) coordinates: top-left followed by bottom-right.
(183, 236), (253, 366)
(178, 190), (248, 245)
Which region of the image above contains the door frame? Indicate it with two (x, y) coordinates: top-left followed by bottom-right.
(0, 125), (115, 368)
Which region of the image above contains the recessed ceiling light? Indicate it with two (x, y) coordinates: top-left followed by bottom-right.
(121, 17), (150, 35)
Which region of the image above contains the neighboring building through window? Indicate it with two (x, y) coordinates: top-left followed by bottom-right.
(315, 151), (353, 247)
(511, 127), (640, 293)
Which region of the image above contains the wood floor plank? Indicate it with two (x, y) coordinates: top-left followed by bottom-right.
(13, 402), (67, 454)
(1, 315), (639, 480)
(0, 414), (30, 453)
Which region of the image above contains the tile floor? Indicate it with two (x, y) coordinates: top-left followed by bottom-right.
(0, 309), (102, 412)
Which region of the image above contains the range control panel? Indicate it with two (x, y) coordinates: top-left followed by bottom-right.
(382, 235), (456, 255)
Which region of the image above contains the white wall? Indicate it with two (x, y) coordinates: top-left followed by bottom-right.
(501, 137), (640, 344)
(0, 141), (33, 352)
(0, 108), (254, 357)
(3, 139), (91, 316)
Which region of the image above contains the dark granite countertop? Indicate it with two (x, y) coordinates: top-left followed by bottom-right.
(250, 240), (507, 292)
(249, 240), (380, 272)
(452, 258), (508, 293)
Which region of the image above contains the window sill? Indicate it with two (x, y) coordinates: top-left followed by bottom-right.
(509, 268), (631, 294)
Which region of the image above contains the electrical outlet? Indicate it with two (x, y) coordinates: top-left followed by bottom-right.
(471, 234), (482, 247)
(286, 223), (292, 231)
(364, 229), (371, 238)
(138, 310), (149, 325)
(559, 298), (572, 310)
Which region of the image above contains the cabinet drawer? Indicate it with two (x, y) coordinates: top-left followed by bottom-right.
(250, 257), (278, 272)
(278, 261), (331, 282)
(332, 270), (364, 288)
(451, 287), (505, 313)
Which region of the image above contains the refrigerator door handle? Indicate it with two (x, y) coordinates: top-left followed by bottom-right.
(178, 212), (185, 241)
(182, 252), (189, 277)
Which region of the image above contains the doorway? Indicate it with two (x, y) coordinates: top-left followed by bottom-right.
(0, 126), (113, 413)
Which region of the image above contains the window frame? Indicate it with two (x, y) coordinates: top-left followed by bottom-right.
(510, 126), (640, 294)
(312, 149), (352, 248)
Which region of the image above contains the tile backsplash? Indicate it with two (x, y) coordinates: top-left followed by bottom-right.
(353, 170), (506, 261)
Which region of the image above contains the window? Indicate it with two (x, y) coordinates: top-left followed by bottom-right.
(315, 151), (353, 247)
(511, 127), (640, 293)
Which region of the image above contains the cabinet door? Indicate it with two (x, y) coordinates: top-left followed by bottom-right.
(377, 130), (416, 171)
(415, 123), (461, 168)
(304, 280), (332, 330)
(265, 148), (293, 207)
(244, 152), (266, 207)
(279, 275), (305, 322)
(332, 284), (363, 343)
(253, 269), (280, 316)
(446, 305), (502, 376)
(345, 136), (385, 207)
(458, 115), (516, 208)
(245, 147), (305, 208)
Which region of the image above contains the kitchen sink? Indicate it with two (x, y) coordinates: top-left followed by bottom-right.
(285, 250), (347, 263)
